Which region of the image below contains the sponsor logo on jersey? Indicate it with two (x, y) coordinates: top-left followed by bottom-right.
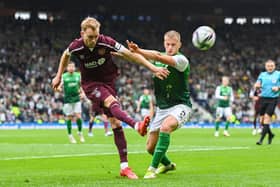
(68, 82), (77, 87)
(155, 61), (168, 68)
(84, 58), (106, 68)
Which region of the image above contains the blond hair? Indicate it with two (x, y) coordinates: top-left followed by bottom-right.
(164, 30), (181, 42)
(81, 17), (101, 31)
(222, 76), (230, 82)
(265, 59), (275, 65)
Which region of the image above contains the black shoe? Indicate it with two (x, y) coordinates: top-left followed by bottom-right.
(268, 134), (275, 144)
(256, 141), (262, 145)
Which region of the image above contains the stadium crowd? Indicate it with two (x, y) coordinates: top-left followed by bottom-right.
(1, 17), (280, 123)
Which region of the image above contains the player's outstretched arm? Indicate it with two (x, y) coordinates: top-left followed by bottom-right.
(112, 46), (170, 80)
(126, 40), (176, 67)
(52, 50), (70, 91)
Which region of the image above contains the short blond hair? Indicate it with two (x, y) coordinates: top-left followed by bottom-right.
(164, 30), (181, 42)
(81, 17), (101, 31)
(265, 59), (275, 65)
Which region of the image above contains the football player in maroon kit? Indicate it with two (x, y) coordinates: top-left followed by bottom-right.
(52, 17), (169, 179)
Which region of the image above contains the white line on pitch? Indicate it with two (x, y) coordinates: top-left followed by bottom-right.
(1, 146), (249, 161)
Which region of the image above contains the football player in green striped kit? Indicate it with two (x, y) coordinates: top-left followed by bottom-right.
(136, 88), (154, 119)
(214, 76), (234, 137)
(58, 62), (85, 143)
(126, 30), (192, 179)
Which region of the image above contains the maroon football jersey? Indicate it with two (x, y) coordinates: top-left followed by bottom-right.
(67, 34), (122, 91)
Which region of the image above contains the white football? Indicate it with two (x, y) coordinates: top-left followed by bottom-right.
(192, 26), (216, 51)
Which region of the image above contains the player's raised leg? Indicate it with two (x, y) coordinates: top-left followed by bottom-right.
(103, 95), (150, 136)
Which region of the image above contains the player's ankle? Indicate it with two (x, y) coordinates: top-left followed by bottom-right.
(120, 162), (128, 170)
(134, 122), (139, 131)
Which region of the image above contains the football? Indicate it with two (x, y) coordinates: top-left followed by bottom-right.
(192, 26), (216, 50)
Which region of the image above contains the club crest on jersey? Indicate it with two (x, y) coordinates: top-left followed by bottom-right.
(92, 88), (101, 98)
(98, 48), (106, 55)
(79, 55), (85, 60)
(272, 79), (277, 83)
(178, 110), (186, 121)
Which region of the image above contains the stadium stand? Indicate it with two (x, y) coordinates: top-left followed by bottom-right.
(1, 2), (280, 124)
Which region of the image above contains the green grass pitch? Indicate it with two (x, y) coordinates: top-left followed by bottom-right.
(0, 128), (279, 187)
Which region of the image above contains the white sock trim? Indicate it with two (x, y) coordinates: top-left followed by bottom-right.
(134, 122), (139, 131)
(120, 162), (128, 170)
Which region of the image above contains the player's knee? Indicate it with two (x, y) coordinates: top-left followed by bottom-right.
(215, 118), (221, 122)
(67, 115), (73, 120)
(263, 117), (271, 124)
(160, 126), (173, 133)
(161, 122), (177, 132)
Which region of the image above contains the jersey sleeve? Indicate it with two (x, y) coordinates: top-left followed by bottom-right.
(65, 38), (84, 56)
(61, 74), (65, 87)
(230, 87), (234, 102)
(172, 54), (189, 72)
(65, 48), (71, 56)
(99, 35), (126, 53)
(215, 86), (224, 99)
(139, 95), (144, 102)
(113, 42), (126, 53)
(277, 71), (280, 87)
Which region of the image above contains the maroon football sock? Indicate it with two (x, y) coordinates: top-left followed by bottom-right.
(109, 101), (136, 128)
(113, 127), (128, 163)
(89, 121), (94, 132)
(104, 121), (108, 130)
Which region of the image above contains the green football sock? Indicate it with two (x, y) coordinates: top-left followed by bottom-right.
(149, 150), (171, 166)
(225, 121), (229, 130)
(66, 119), (72, 135)
(215, 121), (220, 131)
(151, 132), (170, 168)
(76, 118), (82, 132)
(161, 155), (171, 166)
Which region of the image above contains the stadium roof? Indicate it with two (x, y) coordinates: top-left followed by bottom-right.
(0, 0), (279, 16)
